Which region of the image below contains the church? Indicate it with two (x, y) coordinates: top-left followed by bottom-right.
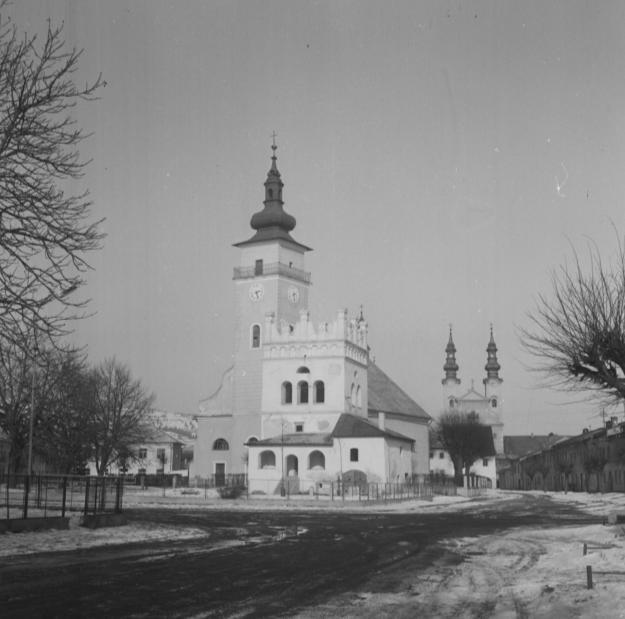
(192, 143), (431, 494)
(429, 326), (503, 486)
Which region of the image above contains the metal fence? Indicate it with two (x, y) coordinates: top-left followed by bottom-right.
(1, 474), (124, 521)
(241, 477), (456, 504)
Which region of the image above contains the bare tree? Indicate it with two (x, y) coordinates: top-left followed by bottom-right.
(521, 235), (625, 405)
(0, 334), (56, 474)
(86, 359), (154, 476)
(435, 411), (496, 486)
(0, 5), (104, 348)
(36, 348), (92, 474)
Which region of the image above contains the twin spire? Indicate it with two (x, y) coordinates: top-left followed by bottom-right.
(443, 325), (501, 384)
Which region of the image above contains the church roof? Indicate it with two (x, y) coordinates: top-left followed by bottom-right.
(250, 433), (332, 447)
(332, 413), (414, 443)
(367, 362), (430, 422)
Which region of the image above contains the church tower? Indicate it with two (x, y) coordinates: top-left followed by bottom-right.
(195, 141), (312, 478)
(483, 325), (503, 453)
(442, 326), (461, 409)
(229, 140), (312, 446)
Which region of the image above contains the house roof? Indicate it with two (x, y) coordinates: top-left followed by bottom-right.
(332, 413), (414, 443)
(367, 363), (430, 422)
(141, 426), (182, 445)
(503, 434), (568, 458)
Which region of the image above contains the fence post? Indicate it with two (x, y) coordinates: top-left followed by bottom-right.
(115, 476), (123, 513)
(83, 476), (91, 516)
(62, 476), (68, 518)
(23, 475), (30, 519)
(586, 565), (593, 589)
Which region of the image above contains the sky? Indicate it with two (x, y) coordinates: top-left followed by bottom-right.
(8, 1), (625, 435)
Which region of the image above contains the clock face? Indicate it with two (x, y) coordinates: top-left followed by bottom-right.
(248, 283), (264, 302)
(287, 286), (300, 304)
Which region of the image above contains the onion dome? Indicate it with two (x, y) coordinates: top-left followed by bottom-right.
(234, 138), (311, 251)
(443, 325), (459, 381)
(484, 325), (501, 380)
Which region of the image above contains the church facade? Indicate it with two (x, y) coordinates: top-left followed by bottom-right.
(192, 143), (431, 493)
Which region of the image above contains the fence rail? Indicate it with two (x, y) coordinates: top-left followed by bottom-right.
(1, 473), (124, 521)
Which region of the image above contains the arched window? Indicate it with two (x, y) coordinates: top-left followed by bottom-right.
(282, 381), (293, 404)
(356, 385), (362, 407)
(259, 450), (276, 469)
(213, 438), (229, 451)
(350, 383), (356, 405)
(491, 398), (498, 408)
(296, 366), (310, 374)
(247, 436), (259, 445)
(313, 380), (325, 403)
(308, 450), (325, 470)
(449, 397), (456, 409)
(298, 380), (309, 404)
(251, 324), (261, 348)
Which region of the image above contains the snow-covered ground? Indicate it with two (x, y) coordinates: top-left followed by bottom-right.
(2, 491), (625, 618)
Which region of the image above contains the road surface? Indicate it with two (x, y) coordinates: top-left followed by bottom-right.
(0, 493), (599, 618)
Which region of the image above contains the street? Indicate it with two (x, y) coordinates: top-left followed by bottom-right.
(0, 494), (600, 618)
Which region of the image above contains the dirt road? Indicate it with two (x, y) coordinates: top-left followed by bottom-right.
(0, 493), (600, 618)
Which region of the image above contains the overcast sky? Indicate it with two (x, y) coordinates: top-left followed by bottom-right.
(10, 1), (625, 435)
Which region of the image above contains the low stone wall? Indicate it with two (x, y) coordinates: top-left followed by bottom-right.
(80, 513), (127, 529)
(0, 517), (70, 533)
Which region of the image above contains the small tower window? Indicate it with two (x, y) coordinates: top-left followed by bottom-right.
(298, 381), (309, 404)
(282, 381), (293, 404)
(356, 385), (362, 407)
(251, 324), (261, 348)
(491, 398), (498, 408)
(268, 188), (273, 198)
(313, 381), (325, 403)
(296, 366), (310, 374)
(255, 259), (263, 275)
(449, 397), (456, 409)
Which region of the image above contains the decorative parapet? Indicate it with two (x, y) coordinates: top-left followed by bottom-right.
(263, 309), (368, 365)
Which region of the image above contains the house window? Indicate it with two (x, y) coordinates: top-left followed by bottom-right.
(482, 458), (489, 467)
(308, 450), (325, 470)
(313, 381), (325, 403)
(138, 448), (147, 459)
(156, 448), (166, 461)
(295, 423), (304, 433)
(260, 450), (276, 469)
(439, 451), (445, 459)
(213, 438), (229, 451)
(138, 468), (146, 475)
(298, 381), (309, 404)
(255, 259), (263, 275)
(282, 381), (293, 404)
(251, 324), (261, 348)
(350, 448), (359, 462)
(429, 451), (434, 459)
